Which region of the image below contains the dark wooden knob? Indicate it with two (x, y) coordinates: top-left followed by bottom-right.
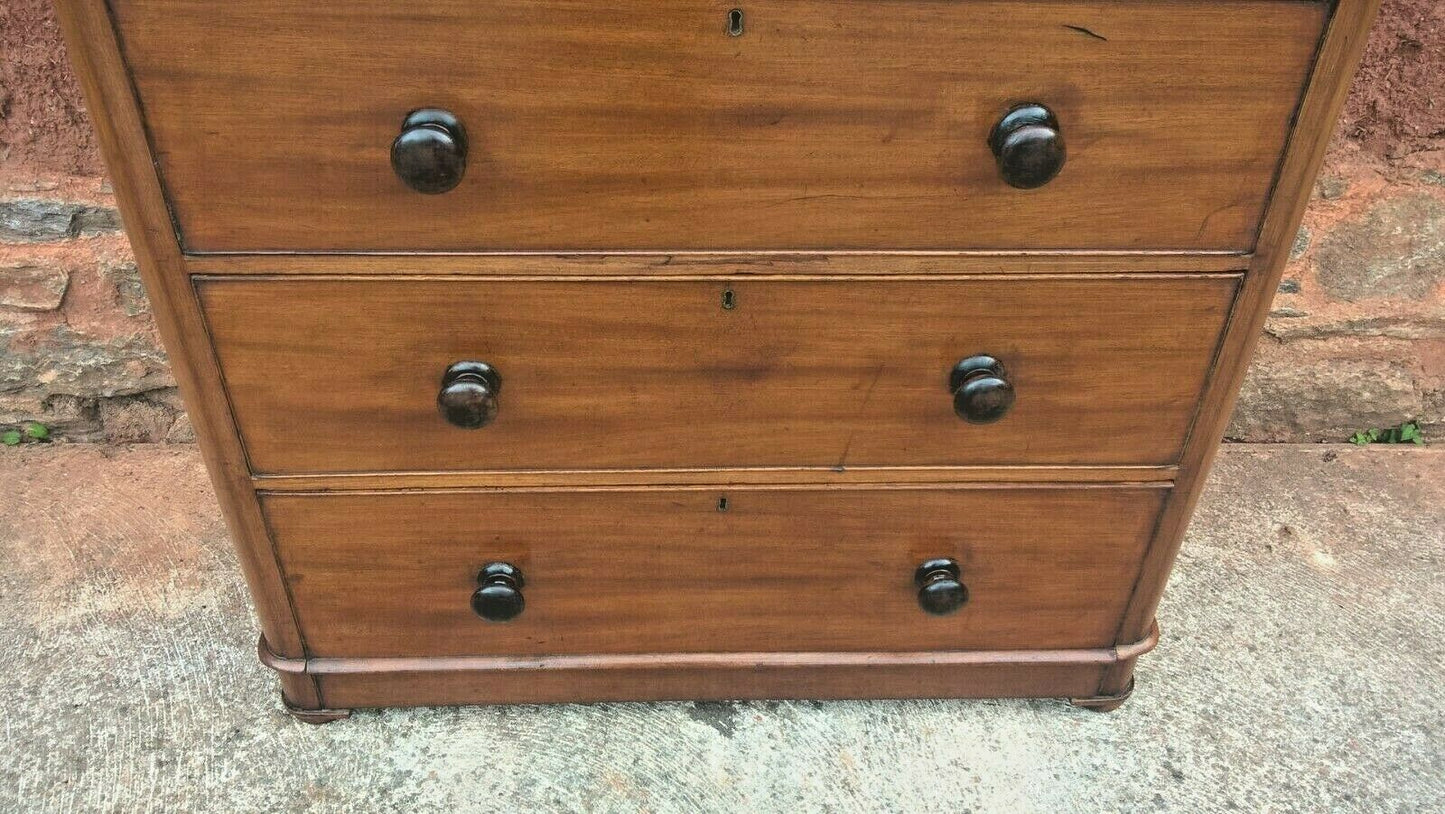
(471, 562), (524, 622)
(915, 558), (968, 616)
(950, 355), (1015, 424)
(438, 361), (501, 429)
(391, 108), (468, 194)
(989, 103), (1065, 189)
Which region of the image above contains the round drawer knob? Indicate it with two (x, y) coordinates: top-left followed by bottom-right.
(391, 108), (468, 194)
(950, 355), (1015, 424)
(438, 361), (502, 429)
(471, 562), (525, 622)
(988, 103), (1065, 189)
(915, 558), (968, 616)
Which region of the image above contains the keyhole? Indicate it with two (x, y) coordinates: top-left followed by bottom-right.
(717, 496), (730, 512)
(721, 288), (736, 310)
(727, 8), (744, 37)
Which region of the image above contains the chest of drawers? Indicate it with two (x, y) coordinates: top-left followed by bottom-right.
(56, 0), (1378, 720)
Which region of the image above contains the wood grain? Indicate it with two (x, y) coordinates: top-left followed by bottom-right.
(57, 0), (1375, 714)
(316, 662), (1108, 708)
(251, 464), (1177, 491)
(261, 486), (1166, 658)
(109, 0), (1326, 252)
(197, 276), (1238, 474)
(291, 638), (1156, 706)
(183, 252), (1252, 277)
(51, 0), (314, 682)
(263, 621), (1160, 675)
(1095, 0), (1383, 702)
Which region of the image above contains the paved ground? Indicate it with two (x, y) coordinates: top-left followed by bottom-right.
(0, 444), (1440, 812)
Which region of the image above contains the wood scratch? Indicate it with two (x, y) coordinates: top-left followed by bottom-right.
(1194, 200), (1241, 239)
(1062, 24), (1108, 42)
(835, 364), (886, 469)
(764, 193), (872, 208)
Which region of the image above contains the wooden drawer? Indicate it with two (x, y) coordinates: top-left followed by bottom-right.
(263, 486), (1165, 657)
(198, 276), (1237, 474)
(111, 0), (1325, 252)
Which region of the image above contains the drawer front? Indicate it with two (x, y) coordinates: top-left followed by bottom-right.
(263, 486), (1165, 657)
(198, 276), (1237, 474)
(112, 0), (1325, 252)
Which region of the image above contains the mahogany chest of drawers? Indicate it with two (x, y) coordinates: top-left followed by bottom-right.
(57, 0), (1378, 720)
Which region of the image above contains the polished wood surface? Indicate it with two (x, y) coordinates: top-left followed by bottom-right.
(55, 0), (1380, 714)
(250, 465), (1176, 491)
(1103, 0), (1386, 695)
(317, 662), (1108, 708)
(50, 0), (318, 715)
(278, 625), (1157, 708)
(264, 621), (1159, 675)
(198, 276), (1237, 474)
(185, 252), (1253, 277)
(261, 486), (1165, 657)
(110, 0), (1325, 252)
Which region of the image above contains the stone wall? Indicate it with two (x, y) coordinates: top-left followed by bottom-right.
(1, 0), (1441, 444)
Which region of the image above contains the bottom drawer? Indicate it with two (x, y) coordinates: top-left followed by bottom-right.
(263, 486), (1165, 658)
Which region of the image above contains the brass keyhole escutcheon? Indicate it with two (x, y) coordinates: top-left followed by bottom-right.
(721, 288), (737, 310)
(727, 8), (744, 37)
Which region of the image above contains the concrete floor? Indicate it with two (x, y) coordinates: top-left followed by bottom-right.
(0, 445), (1440, 812)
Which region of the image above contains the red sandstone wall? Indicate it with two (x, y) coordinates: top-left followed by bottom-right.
(1, 0), (1441, 442)
(1232, 0), (1443, 441)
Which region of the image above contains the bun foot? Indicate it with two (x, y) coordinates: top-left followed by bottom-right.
(1068, 678), (1135, 713)
(282, 696), (353, 724)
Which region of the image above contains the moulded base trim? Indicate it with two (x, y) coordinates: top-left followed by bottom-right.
(260, 623), (1158, 713)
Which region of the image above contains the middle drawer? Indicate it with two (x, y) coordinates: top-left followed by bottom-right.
(198, 276), (1237, 475)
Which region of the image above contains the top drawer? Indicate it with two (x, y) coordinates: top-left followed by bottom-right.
(110, 0), (1327, 253)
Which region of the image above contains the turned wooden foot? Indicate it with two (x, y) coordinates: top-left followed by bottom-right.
(1068, 677), (1135, 713)
(282, 695), (353, 724)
